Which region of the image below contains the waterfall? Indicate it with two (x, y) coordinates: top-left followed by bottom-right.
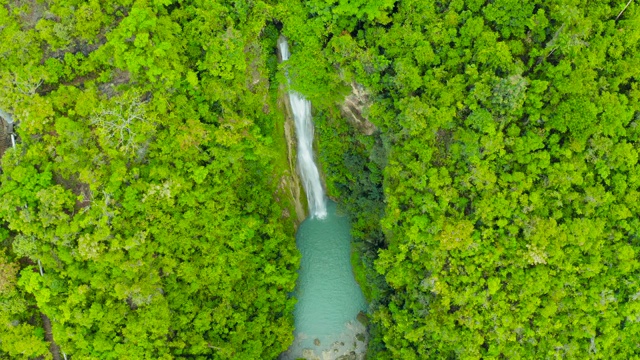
(278, 37), (327, 219)
(0, 108), (15, 148)
(0, 108), (13, 124)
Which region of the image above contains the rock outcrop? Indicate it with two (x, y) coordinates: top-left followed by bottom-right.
(0, 112), (13, 158)
(340, 83), (376, 136)
(280, 319), (368, 360)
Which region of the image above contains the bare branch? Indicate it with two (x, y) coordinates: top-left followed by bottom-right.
(616, 0), (634, 20)
(91, 97), (149, 155)
(11, 73), (43, 95)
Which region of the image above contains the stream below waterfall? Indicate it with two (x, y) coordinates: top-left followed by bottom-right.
(281, 201), (368, 360)
(278, 37), (368, 360)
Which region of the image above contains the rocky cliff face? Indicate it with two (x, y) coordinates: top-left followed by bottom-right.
(340, 83), (376, 136)
(0, 116), (12, 158)
(277, 37), (308, 225)
(280, 91), (308, 225)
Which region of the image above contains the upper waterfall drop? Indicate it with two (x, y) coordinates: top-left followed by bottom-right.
(0, 108), (15, 149)
(278, 37), (327, 219)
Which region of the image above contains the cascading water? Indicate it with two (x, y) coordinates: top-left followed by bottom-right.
(278, 37), (327, 219)
(0, 108), (15, 147)
(278, 37), (368, 360)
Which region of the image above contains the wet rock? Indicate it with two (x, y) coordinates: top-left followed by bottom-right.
(336, 351), (357, 360)
(0, 116), (13, 158)
(314, 338), (321, 346)
(280, 94), (307, 224)
(355, 333), (365, 342)
(302, 349), (320, 360)
(356, 311), (369, 326)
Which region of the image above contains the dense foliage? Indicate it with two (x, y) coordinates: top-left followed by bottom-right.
(2, 0), (640, 359)
(0, 0), (299, 358)
(278, 0), (640, 358)
(370, 1), (640, 357)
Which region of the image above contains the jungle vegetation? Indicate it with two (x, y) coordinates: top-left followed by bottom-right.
(0, 0), (300, 358)
(2, 0), (640, 359)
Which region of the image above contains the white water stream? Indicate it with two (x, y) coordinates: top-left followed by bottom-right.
(278, 37), (327, 219)
(0, 108), (15, 147)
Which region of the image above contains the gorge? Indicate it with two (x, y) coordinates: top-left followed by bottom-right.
(278, 38), (368, 360)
